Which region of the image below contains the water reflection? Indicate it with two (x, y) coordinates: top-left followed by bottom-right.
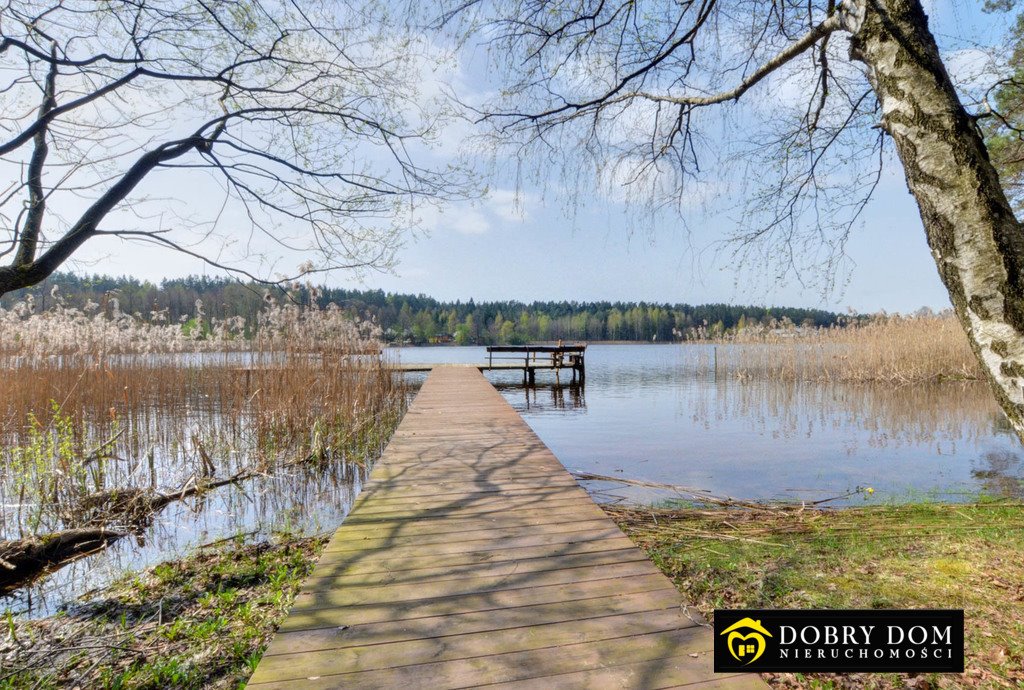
(972, 451), (1024, 498)
(397, 345), (1024, 506)
(493, 381), (587, 413)
(5, 461), (368, 617)
(4, 458), (368, 614)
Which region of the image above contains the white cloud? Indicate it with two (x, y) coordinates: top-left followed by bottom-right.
(413, 187), (533, 236)
(487, 188), (529, 221)
(416, 204), (489, 235)
(448, 207), (491, 235)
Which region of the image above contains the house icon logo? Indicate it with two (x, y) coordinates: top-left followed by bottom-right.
(720, 617), (773, 665)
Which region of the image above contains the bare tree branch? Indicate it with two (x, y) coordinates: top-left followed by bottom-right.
(0, 0), (470, 296)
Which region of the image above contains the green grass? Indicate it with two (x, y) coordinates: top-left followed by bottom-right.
(606, 501), (1024, 690)
(0, 535), (327, 689)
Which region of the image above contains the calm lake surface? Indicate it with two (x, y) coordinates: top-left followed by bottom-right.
(395, 344), (1024, 505)
(6, 342), (1021, 616)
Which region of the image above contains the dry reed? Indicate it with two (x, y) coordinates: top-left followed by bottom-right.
(693, 312), (981, 383)
(0, 292), (405, 543)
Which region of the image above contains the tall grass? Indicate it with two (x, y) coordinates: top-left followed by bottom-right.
(0, 291), (405, 541)
(693, 312), (981, 383)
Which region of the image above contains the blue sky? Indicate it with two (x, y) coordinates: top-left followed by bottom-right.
(66, 0), (1011, 314)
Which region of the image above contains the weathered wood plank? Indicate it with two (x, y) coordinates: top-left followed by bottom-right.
(278, 574), (678, 630)
(265, 589), (688, 655)
(312, 536), (637, 575)
(292, 560), (659, 601)
(300, 548), (646, 588)
(322, 518), (618, 548)
(248, 627), (710, 688)
(250, 608), (701, 683)
(344, 495), (593, 519)
(483, 655), (755, 690)
(351, 483), (580, 501)
(325, 510), (609, 539)
(350, 483), (585, 505)
(248, 366), (764, 690)
(320, 524), (627, 555)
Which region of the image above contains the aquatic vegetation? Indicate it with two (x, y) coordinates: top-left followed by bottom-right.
(691, 313), (980, 383)
(0, 292), (405, 599)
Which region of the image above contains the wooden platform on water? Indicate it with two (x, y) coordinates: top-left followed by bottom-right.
(392, 344), (586, 385)
(247, 366), (766, 689)
(389, 361), (568, 373)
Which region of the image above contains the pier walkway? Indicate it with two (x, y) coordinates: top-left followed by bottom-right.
(247, 366), (766, 689)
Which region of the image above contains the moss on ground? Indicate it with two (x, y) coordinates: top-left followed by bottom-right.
(0, 535), (327, 689)
(605, 501), (1024, 690)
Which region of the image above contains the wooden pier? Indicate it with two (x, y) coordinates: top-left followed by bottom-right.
(247, 366), (765, 689)
(391, 344), (586, 386)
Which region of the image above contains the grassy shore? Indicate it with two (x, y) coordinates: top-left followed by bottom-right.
(3, 504), (1021, 689)
(605, 501), (1024, 689)
(0, 535), (327, 689)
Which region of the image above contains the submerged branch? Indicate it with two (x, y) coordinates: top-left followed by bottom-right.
(0, 529), (124, 595)
(571, 470), (771, 509)
(1, 470), (258, 594)
(572, 471), (873, 510)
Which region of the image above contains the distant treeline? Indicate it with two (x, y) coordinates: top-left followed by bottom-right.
(3, 273), (845, 345)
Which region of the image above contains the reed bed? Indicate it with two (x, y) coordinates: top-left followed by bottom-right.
(0, 293), (405, 581)
(692, 312), (981, 383)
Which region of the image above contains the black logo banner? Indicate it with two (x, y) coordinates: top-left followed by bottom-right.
(714, 609), (964, 673)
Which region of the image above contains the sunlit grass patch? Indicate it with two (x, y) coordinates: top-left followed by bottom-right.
(606, 501), (1024, 689)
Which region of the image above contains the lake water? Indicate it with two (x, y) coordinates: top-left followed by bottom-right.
(395, 344), (1024, 505)
(6, 342), (1021, 616)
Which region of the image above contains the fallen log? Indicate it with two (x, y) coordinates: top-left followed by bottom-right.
(2, 448), (323, 594)
(0, 528), (125, 595)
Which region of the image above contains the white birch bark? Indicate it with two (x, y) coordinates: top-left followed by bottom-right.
(848, 0), (1024, 434)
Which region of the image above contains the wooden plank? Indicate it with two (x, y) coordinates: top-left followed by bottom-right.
(250, 608), (700, 683)
(320, 524), (627, 555)
(279, 574), (678, 629)
(247, 627), (710, 689)
(345, 494), (593, 518)
(248, 366), (764, 690)
(487, 345), (586, 353)
(300, 548), (645, 588)
(331, 505), (608, 534)
(388, 361), (579, 372)
(323, 518), (617, 547)
(265, 588), (687, 654)
(359, 476), (580, 492)
(351, 483), (582, 500)
(312, 535), (638, 575)
(351, 482), (581, 502)
(292, 560), (659, 601)
(484, 655), (755, 690)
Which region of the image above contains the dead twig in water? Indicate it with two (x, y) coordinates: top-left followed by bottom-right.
(572, 471), (875, 511)
(569, 471), (776, 510)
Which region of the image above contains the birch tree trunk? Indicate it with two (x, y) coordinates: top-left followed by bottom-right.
(849, 0), (1024, 436)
